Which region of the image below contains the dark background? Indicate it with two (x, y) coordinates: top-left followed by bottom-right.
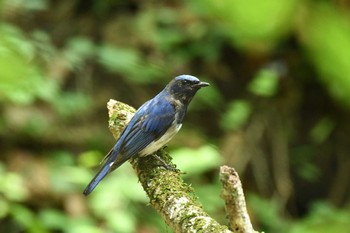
(1, 0), (350, 232)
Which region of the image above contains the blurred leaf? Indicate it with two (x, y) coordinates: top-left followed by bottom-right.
(291, 145), (320, 182)
(106, 211), (136, 233)
(97, 45), (139, 73)
(297, 163), (321, 182)
(23, 0), (48, 10)
(51, 92), (91, 117)
(88, 165), (146, 217)
(39, 208), (69, 230)
(201, 0), (299, 52)
(50, 150), (76, 165)
(172, 145), (222, 175)
(22, 112), (50, 137)
(67, 221), (103, 233)
(79, 150), (104, 168)
(248, 69), (279, 96)
(303, 3), (350, 108)
(10, 204), (46, 233)
(310, 117), (335, 144)
(39, 209), (103, 233)
(0, 197), (10, 218)
(248, 194), (287, 232)
(48, 151), (90, 193)
(3, 0), (48, 11)
(147, 8), (185, 51)
(97, 44), (163, 84)
(64, 37), (96, 70)
(288, 203), (350, 233)
(50, 166), (92, 193)
(63, 167), (95, 187)
(0, 23), (57, 104)
(0, 172), (29, 201)
(220, 100), (252, 130)
(84, 169), (143, 233)
(196, 181), (224, 213)
(189, 81), (224, 110)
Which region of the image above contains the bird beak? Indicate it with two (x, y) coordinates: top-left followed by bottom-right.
(196, 82), (210, 88)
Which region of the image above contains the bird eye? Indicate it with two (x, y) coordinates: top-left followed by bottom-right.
(180, 79), (199, 86)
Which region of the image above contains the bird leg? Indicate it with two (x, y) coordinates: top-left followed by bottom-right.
(151, 154), (177, 171)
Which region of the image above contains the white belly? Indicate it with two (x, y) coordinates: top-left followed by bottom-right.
(139, 123), (182, 156)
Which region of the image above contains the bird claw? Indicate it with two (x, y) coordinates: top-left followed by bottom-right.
(158, 163), (178, 172)
(151, 154), (178, 172)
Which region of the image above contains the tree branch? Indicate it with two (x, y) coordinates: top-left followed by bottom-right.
(106, 99), (258, 233)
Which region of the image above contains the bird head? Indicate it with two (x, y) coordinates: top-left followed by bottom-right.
(167, 75), (209, 104)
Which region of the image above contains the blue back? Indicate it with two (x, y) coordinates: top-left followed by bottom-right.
(108, 91), (177, 168)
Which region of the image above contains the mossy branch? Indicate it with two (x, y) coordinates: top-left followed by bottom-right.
(107, 99), (259, 233)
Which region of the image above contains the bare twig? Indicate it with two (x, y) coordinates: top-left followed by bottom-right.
(220, 166), (257, 233)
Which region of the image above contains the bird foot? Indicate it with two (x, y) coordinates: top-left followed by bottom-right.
(151, 154), (178, 172)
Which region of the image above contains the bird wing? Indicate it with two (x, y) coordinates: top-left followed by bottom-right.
(119, 98), (176, 157)
(101, 97), (176, 170)
(83, 97), (176, 195)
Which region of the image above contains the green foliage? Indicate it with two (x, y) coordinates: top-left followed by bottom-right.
(79, 150), (104, 168)
(63, 37), (96, 70)
(97, 44), (164, 84)
(10, 204), (46, 233)
(172, 145), (222, 175)
(0, 164), (28, 202)
(190, 82), (224, 110)
(302, 3), (350, 108)
(4, 0), (48, 11)
(291, 145), (321, 182)
(309, 117), (335, 144)
(195, 181), (225, 217)
(0, 23), (56, 104)
(288, 203), (350, 233)
(0, 163), (40, 233)
(220, 100), (252, 130)
(248, 194), (289, 232)
(51, 92), (91, 117)
(85, 165), (148, 233)
(199, 0), (299, 52)
(248, 69), (279, 97)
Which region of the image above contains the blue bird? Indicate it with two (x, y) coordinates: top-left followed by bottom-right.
(83, 75), (209, 195)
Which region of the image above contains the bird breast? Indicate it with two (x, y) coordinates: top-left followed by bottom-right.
(139, 122), (182, 157)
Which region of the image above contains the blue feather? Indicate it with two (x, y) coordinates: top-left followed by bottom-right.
(83, 75), (209, 195)
(83, 157), (113, 195)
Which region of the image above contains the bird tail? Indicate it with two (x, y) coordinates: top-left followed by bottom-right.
(83, 148), (117, 196)
(83, 162), (111, 195)
(83, 143), (131, 195)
